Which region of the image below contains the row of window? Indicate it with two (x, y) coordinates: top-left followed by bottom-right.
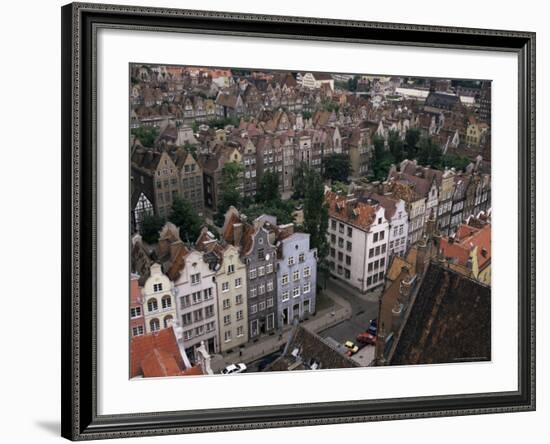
(281, 267), (311, 285)
(330, 249), (352, 265)
(281, 282), (311, 301)
(249, 263), (274, 279)
(147, 315), (173, 333)
(249, 280), (274, 297)
(250, 314), (275, 336)
(222, 294), (243, 309)
(250, 298), (274, 314)
(287, 253), (306, 266)
(368, 244), (387, 258)
(179, 288), (213, 309)
(224, 326), (245, 342)
(331, 220), (353, 237)
(367, 257), (386, 273)
(222, 309), (245, 325)
(145, 295), (172, 313)
(221, 277), (242, 292)
(181, 304), (215, 325)
(330, 234), (353, 252)
(182, 321), (216, 341)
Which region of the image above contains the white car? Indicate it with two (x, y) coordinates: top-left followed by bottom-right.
(221, 363), (247, 375)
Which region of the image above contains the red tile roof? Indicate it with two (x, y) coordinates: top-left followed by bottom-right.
(325, 191), (377, 231)
(440, 223), (491, 270)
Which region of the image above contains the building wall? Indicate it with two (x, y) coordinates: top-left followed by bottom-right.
(388, 200), (409, 257)
(216, 246), (249, 352)
(142, 264), (177, 334)
(277, 233), (317, 326)
(173, 251), (219, 362)
(244, 228), (278, 338)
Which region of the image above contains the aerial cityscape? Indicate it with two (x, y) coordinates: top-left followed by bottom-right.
(129, 64), (491, 378)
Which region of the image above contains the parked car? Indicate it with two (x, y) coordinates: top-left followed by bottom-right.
(356, 331), (376, 345)
(344, 340), (359, 356)
(221, 363), (247, 375)
(367, 319), (378, 336)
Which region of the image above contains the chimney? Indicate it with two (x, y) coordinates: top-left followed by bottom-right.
(398, 275), (414, 305)
(233, 223), (243, 246)
(415, 237), (428, 276)
(375, 321), (387, 365)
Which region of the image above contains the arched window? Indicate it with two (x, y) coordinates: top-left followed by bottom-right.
(149, 318), (160, 332)
(147, 298), (158, 313)
(163, 315), (173, 328)
(161, 295), (172, 310)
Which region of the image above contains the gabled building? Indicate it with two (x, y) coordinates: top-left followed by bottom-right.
(171, 148), (204, 216)
(142, 263), (177, 334)
(130, 273), (145, 337)
(325, 191), (390, 292)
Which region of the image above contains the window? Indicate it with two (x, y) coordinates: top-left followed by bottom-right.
(237, 326), (244, 337)
(367, 276), (372, 286)
(132, 326), (144, 336)
(339, 223), (344, 233)
(224, 331), (232, 342)
(235, 294), (243, 305)
(379, 272), (384, 280)
(266, 263), (273, 274)
(282, 274), (289, 285)
(303, 266), (311, 278)
(250, 304), (258, 314)
(258, 284), (265, 295)
(203, 288), (213, 299)
(373, 232), (378, 242)
(192, 291), (202, 304)
(153, 283), (163, 292)
(147, 298), (158, 313)
(337, 265), (343, 275)
(338, 237), (344, 247)
(258, 248), (265, 260)
(303, 282), (311, 294)
(181, 312), (192, 326)
(149, 318), (160, 332)
(282, 291), (290, 301)
(346, 255), (351, 265)
(191, 273), (201, 285)
(369, 248), (374, 258)
(161, 296), (171, 309)
(331, 234), (336, 243)
(130, 307), (142, 318)
(374, 260), (379, 269)
(330, 248), (336, 258)
(346, 241), (352, 252)
(267, 280), (274, 291)
(375, 246), (380, 255)
(259, 301), (266, 311)
(180, 294), (190, 309)
(338, 252), (343, 261)
(267, 313), (275, 330)
(224, 314), (231, 325)
(250, 320), (259, 336)
(195, 325), (205, 336)
(250, 287), (257, 298)
(227, 264), (235, 274)
(299, 253), (305, 263)
(288, 256), (295, 266)
(331, 220), (337, 230)
(380, 231), (385, 240)
(205, 305), (214, 318)
(293, 270), (300, 281)
(380, 258), (386, 267)
(193, 309), (203, 322)
(249, 268), (257, 279)
(399, 225), (404, 235)
(222, 282), (229, 292)
(389, 241), (394, 250)
(344, 269), (351, 279)
(236, 310), (243, 321)
(347, 227), (352, 237)
(382, 244), (387, 254)
(267, 297), (274, 308)
(163, 315), (173, 328)
(293, 287), (301, 298)
(258, 266), (265, 277)
(378, 217), (382, 224)
(183, 329), (193, 340)
(235, 277), (242, 288)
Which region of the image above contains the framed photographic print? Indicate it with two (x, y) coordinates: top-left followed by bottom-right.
(61, 2), (536, 440)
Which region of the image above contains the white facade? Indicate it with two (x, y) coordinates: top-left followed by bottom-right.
(387, 200), (409, 257)
(328, 206), (390, 292)
(172, 251), (219, 362)
(142, 263), (177, 334)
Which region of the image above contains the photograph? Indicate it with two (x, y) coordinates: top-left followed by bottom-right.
(129, 64), (492, 377)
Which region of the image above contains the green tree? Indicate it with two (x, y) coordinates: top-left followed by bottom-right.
(417, 136), (443, 168)
(292, 162), (309, 199)
(323, 153), (351, 183)
(371, 134), (395, 181)
(441, 154), (471, 171)
(215, 161), (244, 226)
(303, 169), (329, 263)
(388, 130), (405, 163)
(131, 126), (159, 148)
(140, 214), (164, 244)
(404, 128), (421, 159)
(257, 170), (280, 204)
(169, 197), (203, 243)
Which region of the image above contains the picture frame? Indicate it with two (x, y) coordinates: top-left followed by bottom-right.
(61, 2), (536, 440)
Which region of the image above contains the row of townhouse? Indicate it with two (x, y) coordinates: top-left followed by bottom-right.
(325, 159), (491, 293)
(129, 209), (317, 364)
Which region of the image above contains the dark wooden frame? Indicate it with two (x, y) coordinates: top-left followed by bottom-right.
(61, 2), (536, 440)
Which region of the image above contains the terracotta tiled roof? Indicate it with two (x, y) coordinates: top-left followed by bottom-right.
(166, 245), (191, 281)
(325, 191), (377, 232)
(440, 223), (491, 270)
(131, 328), (202, 378)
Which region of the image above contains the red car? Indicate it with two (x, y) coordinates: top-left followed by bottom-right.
(356, 331), (376, 345)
